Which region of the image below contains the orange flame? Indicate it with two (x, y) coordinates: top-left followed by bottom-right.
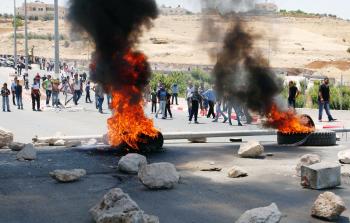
(265, 104), (314, 134)
(107, 51), (158, 149)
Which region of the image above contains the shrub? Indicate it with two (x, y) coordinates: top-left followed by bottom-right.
(347, 47), (350, 54)
(64, 40), (70, 48)
(12, 17), (24, 28)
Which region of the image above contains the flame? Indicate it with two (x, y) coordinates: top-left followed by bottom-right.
(265, 104), (314, 134)
(107, 51), (158, 149)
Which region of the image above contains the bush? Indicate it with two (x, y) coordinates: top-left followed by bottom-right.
(64, 40), (70, 48)
(347, 47), (350, 54)
(12, 16), (24, 28)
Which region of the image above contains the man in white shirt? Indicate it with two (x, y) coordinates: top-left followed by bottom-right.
(72, 73), (83, 105)
(31, 78), (41, 111)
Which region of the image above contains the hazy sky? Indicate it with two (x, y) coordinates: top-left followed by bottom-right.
(0, 0), (349, 19)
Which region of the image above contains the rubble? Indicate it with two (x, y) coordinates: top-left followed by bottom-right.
(54, 139), (65, 146)
(118, 153), (147, 174)
(90, 188), (159, 223)
(16, 144), (37, 161)
(296, 154), (321, 176)
(236, 203), (282, 223)
(64, 140), (82, 148)
(9, 142), (25, 151)
(311, 192), (346, 220)
(238, 141), (264, 158)
(0, 128), (13, 147)
(228, 166), (248, 178)
(138, 162), (180, 189)
(50, 169), (86, 183)
(301, 162), (341, 189)
(338, 150), (350, 164)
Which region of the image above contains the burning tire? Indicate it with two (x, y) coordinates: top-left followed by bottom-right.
(119, 132), (164, 154)
(277, 130), (336, 146)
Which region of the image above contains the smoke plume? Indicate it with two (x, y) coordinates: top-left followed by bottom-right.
(68, 0), (158, 103)
(201, 0), (282, 114)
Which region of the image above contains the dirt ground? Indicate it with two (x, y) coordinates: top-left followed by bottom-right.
(1, 15), (350, 80)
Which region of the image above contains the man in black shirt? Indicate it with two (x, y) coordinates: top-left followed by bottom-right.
(318, 78), (336, 122)
(288, 81), (299, 109)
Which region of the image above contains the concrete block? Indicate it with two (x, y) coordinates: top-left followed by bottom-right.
(301, 162), (341, 190)
(188, 138), (207, 143)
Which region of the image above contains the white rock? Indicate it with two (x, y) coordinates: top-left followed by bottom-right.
(296, 154), (321, 176)
(64, 140), (82, 147)
(86, 138), (98, 145)
(138, 162), (180, 189)
(238, 141), (264, 158)
(9, 142), (25, 151)
(54, 139), (65, 146)
(0, 128), (14, 147)
(338, 150), (350, 164)
(118, 154), (147, 174)
(50, 169), (86, 183)
(236, 203), (282, 223)
(90, 188), (159, 223)
(1, 146), (10, 150)
(311, 192), (346, 220)
(16, 144), (37, 161)
(228, 166), (248, 178)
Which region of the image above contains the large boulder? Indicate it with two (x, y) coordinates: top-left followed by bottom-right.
(236, 203), (282, 223)
(9, 142), (25, 151)
(50, 169), (86, 183)
(238, 141), (264, 158)
(311, 192), (346, 221)
(118, 154), (147, 174)
(16, 144), (37, 161)
(228, 166), (248, 178)
(138, 162), (180, 189)
(90, 188), (159, 223)
(338, 150), (350, 164)
(0, 128), (13, 148)
(296, 154), (321, 176)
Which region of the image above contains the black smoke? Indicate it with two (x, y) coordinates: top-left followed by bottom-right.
(68, 0), (158, 103)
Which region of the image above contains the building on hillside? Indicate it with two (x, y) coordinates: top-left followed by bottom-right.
(159, 5), (191, 16)
(16, 0), (66, 20)
(255, 2), (278, 13)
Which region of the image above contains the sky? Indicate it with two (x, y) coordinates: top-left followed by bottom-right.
(0, 0), (349, 20)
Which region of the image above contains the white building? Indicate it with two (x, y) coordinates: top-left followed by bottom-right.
(17, 0), (66, 19)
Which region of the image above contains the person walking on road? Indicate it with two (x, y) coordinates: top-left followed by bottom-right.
(288, 81), (299, 109)
(203, 85), (216, 119)
(85, 81), (92, 103)
(213, 100), (228, 123)
(164, 91), (172, 119)
(155, 85), (167, 119)
(171, 83), (179, 105)
(72, 74), (83, 105)
(11, 77), (17, 106)
(186, 82), (194, 116)
(1, 83), (11, 112)
(52, 79), (60, 108)
(43, 75), (53, 106)
(227, 100), (243, 126)
(150, 88), (157, 114)
(94, 83), (105, 114)
(31, 78), (41, 112)
(14, 79), (23, 110)
(188, 87), (202, 124)
(318, 77), (336, 122)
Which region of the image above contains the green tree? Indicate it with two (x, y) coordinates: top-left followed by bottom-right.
(12, 16), (24, 28)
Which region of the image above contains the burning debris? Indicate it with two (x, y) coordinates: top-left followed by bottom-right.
(68, 0), (162, 151)
(201, 0), (314, 134)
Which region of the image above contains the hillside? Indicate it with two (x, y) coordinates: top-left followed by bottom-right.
(1, 15), (350, 81)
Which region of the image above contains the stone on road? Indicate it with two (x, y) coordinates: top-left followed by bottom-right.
(90, 188), (159, 223)
(301, 162), (341, 189)
(9, 142), (25, 151)
(338, 150), (350, 164)
(311, 192), (346, 221)
(16, 144), (37, 161)
(0, 128), (13, 148)
(118, 153), (147, 174)
(296, 154), (321, 176)
(228, 166), (248, 178)
(50, 169), (87, 183)
(54, 139), (65, 146)
(238, 141), (264, 158)
(235, 203), (282, 223)
(138, 162), (180, 189)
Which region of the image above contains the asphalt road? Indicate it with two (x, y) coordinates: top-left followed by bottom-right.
(1, 66), (350, 223)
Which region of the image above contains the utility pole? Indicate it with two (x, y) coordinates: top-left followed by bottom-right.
(24, 0), (29, 75)
(13, 0), (17, 71)
(54, 0), (60, 77)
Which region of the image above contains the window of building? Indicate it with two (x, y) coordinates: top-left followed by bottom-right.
(32, 7), (36, 11)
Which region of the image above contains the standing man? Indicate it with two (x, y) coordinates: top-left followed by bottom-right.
(288, 81), (299, 109)
(43, 74), (53, 106)
(51, 79), (60, 108)
(203, 85), (216, 119)
(171, 83), (179, 105)
(155, 85), (167, 119)
(94, 83), (104, 114)
(85, 81), (92, 103)
(11, 77), (17, 106)
(72, 73), (83, 105)
(188, 87), (201, 124)
(150, 88), (157, 114)
(318, 77), (336, 122)
(14, 79), (23, 110)
(31, 78), (41, 111)
(164, 90), (172, 119)
(186, 82), (194, 116)
(1, 83), (11, 112)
